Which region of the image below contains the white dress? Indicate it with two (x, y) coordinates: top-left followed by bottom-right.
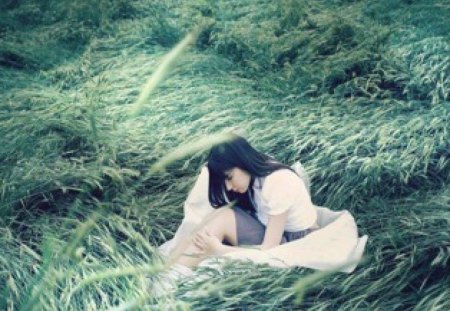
(158, 162), (368, 273)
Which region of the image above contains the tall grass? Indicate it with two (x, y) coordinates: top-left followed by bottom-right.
(0, 0), (449, 310)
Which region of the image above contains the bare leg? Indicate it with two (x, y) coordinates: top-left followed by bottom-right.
(167, 207), (237, 268)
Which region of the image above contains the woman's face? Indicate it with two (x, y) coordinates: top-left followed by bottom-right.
(224, 167), (251, 193)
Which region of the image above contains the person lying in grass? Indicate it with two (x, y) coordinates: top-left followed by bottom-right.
(169, 134), (319, 268)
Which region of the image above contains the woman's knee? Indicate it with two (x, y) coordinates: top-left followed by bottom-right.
(204, 207), (237, 244)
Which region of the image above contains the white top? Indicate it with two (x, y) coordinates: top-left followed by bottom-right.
(182, 166), (317, 232)
(251, 169), (317, 232)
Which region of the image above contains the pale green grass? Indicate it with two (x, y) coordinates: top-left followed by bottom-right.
(0, 0), (449, 310)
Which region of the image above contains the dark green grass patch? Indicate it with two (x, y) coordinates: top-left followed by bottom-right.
(1, 0), (449, 310)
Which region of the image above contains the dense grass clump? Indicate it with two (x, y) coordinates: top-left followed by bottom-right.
(1, 0), (449, 310)
(184, 0), (449, 103)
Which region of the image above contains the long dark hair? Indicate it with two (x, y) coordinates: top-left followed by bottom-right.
(206, 134), (293, 212)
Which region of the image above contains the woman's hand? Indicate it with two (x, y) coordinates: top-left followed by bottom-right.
(192, 228), (223, 255)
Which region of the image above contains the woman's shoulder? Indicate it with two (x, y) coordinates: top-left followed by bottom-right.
(199, 164), (209, 174)
(265, 168), (298, 183)
(190, 165), (210, 190)
(261, 168), (302, 193)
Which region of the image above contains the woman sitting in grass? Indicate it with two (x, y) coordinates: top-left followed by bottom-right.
(170, 134), (319, 268)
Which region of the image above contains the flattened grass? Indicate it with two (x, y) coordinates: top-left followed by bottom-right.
(0, 0), (449, 310)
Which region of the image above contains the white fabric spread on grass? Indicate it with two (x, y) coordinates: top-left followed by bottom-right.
(158, 162), (368, 274)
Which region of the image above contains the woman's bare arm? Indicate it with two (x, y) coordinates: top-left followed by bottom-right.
(197, 211), (288, 255)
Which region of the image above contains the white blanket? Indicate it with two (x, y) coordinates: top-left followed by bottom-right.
(158, 164), (368, 274)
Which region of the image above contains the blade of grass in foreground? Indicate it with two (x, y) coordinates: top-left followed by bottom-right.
(130, 30), (199, 117)
(19, 213), (100, 311)
(291, 257), (368, 305)
(148, 132), (237, 174)
(65, 264), (164, 308)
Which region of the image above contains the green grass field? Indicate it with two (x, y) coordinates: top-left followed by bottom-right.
(1, 0), (449, 310)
